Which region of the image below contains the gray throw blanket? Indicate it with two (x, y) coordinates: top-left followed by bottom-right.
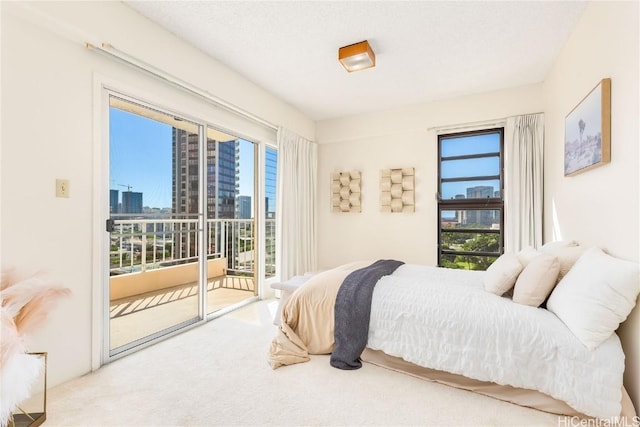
(330, 259), (405, 370)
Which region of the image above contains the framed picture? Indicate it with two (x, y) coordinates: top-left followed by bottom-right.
(564, 78), (611, 176)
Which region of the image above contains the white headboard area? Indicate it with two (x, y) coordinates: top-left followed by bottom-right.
(618, 299), (640, 412)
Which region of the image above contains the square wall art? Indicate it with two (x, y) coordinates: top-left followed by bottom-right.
(380, 168), (415, 213)
(331, 171), (361, 213)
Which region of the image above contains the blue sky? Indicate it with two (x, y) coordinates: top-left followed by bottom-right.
(110, 108), (254, 209)
(440, 132), (501, 199)
(110, 108), (172, 208)
(111, 106), (499, 209)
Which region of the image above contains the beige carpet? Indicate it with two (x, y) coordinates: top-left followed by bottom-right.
(46, 300), (560, 426)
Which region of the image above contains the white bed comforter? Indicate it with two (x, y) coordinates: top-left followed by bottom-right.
(367, 264), (624, 419)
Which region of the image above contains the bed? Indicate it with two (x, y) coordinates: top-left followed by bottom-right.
(268, 246), (640, 421)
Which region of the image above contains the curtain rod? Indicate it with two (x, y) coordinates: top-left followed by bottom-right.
(427, 112), (544, 133)
(86, 42), (278, 131)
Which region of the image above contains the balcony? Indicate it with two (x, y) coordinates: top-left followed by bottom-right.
(108, 216), (275, 350)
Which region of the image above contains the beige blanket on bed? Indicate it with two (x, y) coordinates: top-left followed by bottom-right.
(268, 261), (371, 369)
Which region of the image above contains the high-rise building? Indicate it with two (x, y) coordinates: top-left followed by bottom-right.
(172, 129), (237, 218)
(172, 129), (199, 216)
(121, 191), (143, 214)
(466, 186), (494, 226)
(217, 139), (237, 219)
(265, 148), (277, 217)
(466, 186), (493, 199)
(452, 194), (466, 225)
(237, 195), (252, 219)
(172, 128), (238, 261)
(110, 189), (119, 214)
(264, 147), (278, 277)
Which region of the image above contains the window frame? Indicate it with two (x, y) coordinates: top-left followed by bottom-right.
(437, 128), (505, 269)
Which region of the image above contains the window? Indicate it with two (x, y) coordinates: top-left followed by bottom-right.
(264, 147), (278, 279)
(438, 128), (504, 270)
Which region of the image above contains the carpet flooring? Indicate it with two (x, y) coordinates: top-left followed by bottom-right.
(45, 300), (560, 426)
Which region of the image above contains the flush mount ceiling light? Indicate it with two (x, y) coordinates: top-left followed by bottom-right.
(339, 40), (375, 73)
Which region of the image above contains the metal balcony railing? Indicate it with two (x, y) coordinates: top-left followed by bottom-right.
(109, 216), (276, 278)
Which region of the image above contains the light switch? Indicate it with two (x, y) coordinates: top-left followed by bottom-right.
(56, 179), (70, 198)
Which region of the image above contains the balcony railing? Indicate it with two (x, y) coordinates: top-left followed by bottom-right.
(109, 216), (276, 278)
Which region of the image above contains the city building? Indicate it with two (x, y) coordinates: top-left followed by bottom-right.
(172, 128), (238, 218)
(110, 189), (119, 214)
(465, 186), (497, 226)
(237, 195), (252, 219)
(265, 148), (277, 217)
(172, 128), (239, 260)
(121, 191), (143, 214)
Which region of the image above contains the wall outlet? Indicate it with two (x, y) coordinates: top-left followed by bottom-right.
(56, 179), (70, 198)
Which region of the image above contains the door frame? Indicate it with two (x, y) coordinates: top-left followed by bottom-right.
(92, 76), (201, 367)
(92, 74), (268, 369)
(99, 86), (211, 364)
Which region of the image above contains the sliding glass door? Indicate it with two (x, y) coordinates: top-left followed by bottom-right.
(106, 92), (262, 359)
(108, 95), (203, 355)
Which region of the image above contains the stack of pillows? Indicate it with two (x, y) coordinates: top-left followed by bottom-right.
(484, 240), (640, 350)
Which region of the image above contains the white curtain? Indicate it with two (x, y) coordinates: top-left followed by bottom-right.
(276, 127), (318, 280)
(504, 113), (544, 252)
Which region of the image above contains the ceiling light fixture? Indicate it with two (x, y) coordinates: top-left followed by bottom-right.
(339, 40), (375, 73)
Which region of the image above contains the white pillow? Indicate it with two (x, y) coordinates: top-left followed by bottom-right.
(517, 247), (541, 267)
(547, 247), (640, 350)
(513, 253), (560, 307)
(541, 244), (588, 282)
(483, 253), (523, 296)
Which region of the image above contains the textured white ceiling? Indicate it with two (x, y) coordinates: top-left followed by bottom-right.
(125, 1), (587, 121)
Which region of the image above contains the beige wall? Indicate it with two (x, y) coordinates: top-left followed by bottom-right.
(316, 84), (544, 269)
(542, 1), (639, 260)
(542, 1), (639, 410)
(0, 1), (313, 387)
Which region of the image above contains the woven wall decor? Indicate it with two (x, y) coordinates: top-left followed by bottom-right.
(380, 167), (415, 213)
(331, 171), (361, 213)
